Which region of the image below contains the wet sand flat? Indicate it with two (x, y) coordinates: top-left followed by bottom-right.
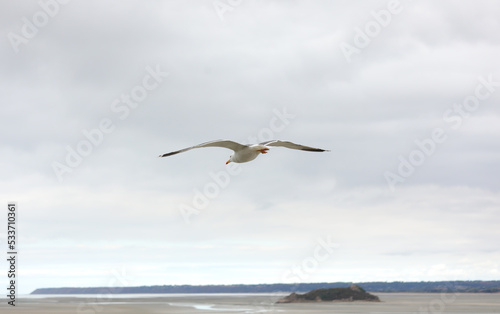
(1, 293), (499, 313)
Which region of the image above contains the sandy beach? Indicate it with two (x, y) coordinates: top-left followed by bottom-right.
(1, 293), (499, 313)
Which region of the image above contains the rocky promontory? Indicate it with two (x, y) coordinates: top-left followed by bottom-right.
(276, 284), (380, 303)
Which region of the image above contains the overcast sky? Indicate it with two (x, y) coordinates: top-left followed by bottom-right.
(1, 0), (499, 294)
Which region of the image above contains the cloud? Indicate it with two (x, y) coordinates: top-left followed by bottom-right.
(1, 0), (499, 294)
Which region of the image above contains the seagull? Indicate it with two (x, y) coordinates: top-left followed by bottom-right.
(159, 140), (329, 164)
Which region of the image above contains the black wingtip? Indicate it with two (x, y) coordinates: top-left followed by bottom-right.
(301, 148), (329, 152)
(159, 151), (181, 158)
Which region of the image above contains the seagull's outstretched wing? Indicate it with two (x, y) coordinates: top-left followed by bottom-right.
(159, 140), (247, 158)
(260, 140), (329, 152)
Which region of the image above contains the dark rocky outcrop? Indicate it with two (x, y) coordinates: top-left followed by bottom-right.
(276, 284), (380, 303)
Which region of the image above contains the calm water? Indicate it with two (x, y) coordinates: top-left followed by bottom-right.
(1, 293), (499, 313)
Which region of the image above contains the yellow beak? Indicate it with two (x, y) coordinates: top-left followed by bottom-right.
(226, 160), (231, 165)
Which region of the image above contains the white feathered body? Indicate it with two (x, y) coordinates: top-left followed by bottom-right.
(230, 145), (267, 163)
